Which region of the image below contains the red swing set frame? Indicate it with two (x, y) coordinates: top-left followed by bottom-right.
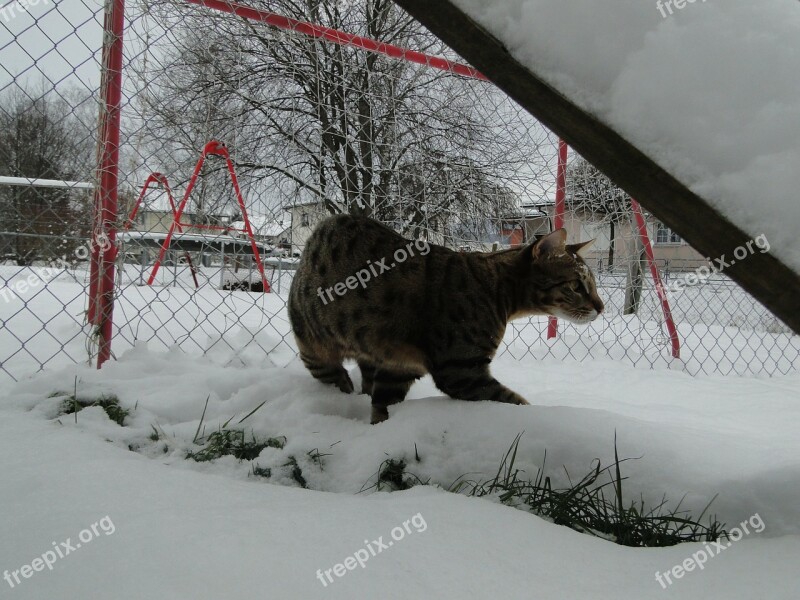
(125, 141), (271, 293)
(90, 0), (677, 369)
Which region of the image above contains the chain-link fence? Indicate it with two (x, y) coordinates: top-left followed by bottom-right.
(1, 0), (797, 383)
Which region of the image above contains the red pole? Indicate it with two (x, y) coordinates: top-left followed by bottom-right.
(147, 148), (209, 286)
(547, 139), (568, 339)
(127, 172), (170, 226)
(184, 0), (487, 81)
(221, 145), (271, 293)
(128, 173), (201, 289)
(91, 0), (125, 368)
(147, 141), (268, 291)
(630, 199), (681, 359)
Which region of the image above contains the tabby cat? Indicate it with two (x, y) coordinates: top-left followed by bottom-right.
(288, 215), (604, 423)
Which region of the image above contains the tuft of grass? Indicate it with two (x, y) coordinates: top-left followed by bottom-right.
(192, 396), (210, 444)
(283, 456), (307, 488)
(272, 446), (334, 487)
(57, 393), (129, 426)
(251, 464), (272, 479)
(378, 458), (412, 491)
(184, 423), (325, 489)
(237, 400), (268, 424)
(187, 429), (285, 463)
(361, 456), (430, 492)
(360, 435), (724, 547)
(306, 448), (332, 471)
(449, 433), (725, 547)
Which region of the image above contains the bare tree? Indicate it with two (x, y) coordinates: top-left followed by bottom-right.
(132, 0), (545, 245)
(0, 87), (95, 265)
(565, 155), (631, 268)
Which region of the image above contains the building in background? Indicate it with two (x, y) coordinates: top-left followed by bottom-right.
(283, 199), (329, 254)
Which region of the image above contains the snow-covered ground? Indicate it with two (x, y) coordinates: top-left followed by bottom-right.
(2, 262), (797, 383)
(449, 0), (800, 273)
(3, 1), (798, 595)
(1, 265), (799, 598)
(2, 343), (799, 598)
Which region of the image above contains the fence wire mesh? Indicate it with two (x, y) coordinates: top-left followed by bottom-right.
(1, 0), (798, 383)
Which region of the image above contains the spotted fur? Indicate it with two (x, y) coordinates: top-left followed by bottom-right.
(288, 214), (604, 423)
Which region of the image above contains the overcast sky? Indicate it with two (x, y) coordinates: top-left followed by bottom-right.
(0, 0), (563, 216)
(0, 0), (104, 92)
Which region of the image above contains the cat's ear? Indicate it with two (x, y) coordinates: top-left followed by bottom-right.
(567, 239), (595, 257)
(532, 228), (567, 259)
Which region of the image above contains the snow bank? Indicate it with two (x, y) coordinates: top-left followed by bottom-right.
(1, 408), (795, 600)
(2, 346), (800, 598)
(451, 0), (800, 272)
(2, 269), (796, 385)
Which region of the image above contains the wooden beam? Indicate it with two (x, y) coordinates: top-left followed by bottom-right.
(394, 0), (800, 335)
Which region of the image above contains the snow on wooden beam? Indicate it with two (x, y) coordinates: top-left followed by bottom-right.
(394, 0), (800, 336)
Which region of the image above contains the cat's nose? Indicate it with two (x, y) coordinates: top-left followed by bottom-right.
(592, 298), (604, 314)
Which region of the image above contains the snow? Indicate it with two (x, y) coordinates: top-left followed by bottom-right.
(2, 264), (799, 596)
(118, 231), (268, 246)
(449, 0), (800, 272)
(0, 176), (93, 190)
(2, 345), (800, 598)
(230, 217), (289, 239)
(1, 264), (797, 384)
(2, 2), (799, 595)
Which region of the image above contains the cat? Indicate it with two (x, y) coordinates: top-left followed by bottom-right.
(288, 214), (604, 423)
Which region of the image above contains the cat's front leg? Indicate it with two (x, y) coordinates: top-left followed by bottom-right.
(430, 363), (529, 406)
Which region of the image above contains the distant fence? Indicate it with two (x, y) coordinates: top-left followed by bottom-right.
(0, 0), (797, 382)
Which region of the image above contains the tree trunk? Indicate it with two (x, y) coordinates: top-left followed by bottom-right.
(624, 232), (645, 315)
(607, 219), (615, 270)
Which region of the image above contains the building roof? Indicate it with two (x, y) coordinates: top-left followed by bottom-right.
(394, 0), (800, 335)
(282, 198), (324, 210)
(230, 216), (289, 238)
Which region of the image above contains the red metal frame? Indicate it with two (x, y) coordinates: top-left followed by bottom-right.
(89, 1), (676, 369)
(184, 0), (488, 81)
(88, 0), (125, 368)
(147, 140), (271, 292)
(630, 199), (681, 359)
(126, 172), (200, 289)
(547, 139), (569, 339)
(128, 172), (176, 224)
(545, 143), (680, 358)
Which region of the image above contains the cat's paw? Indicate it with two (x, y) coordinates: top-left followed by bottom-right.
(336, 373), (354, 394)
(507, 392), (530, 406)
(371, 405), (389, 424)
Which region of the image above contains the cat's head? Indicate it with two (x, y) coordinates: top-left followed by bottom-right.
(519, 228), (604, 324)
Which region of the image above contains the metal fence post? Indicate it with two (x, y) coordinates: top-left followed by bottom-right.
(547, 138), (568, 339)
(90, 0), (126, 368)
